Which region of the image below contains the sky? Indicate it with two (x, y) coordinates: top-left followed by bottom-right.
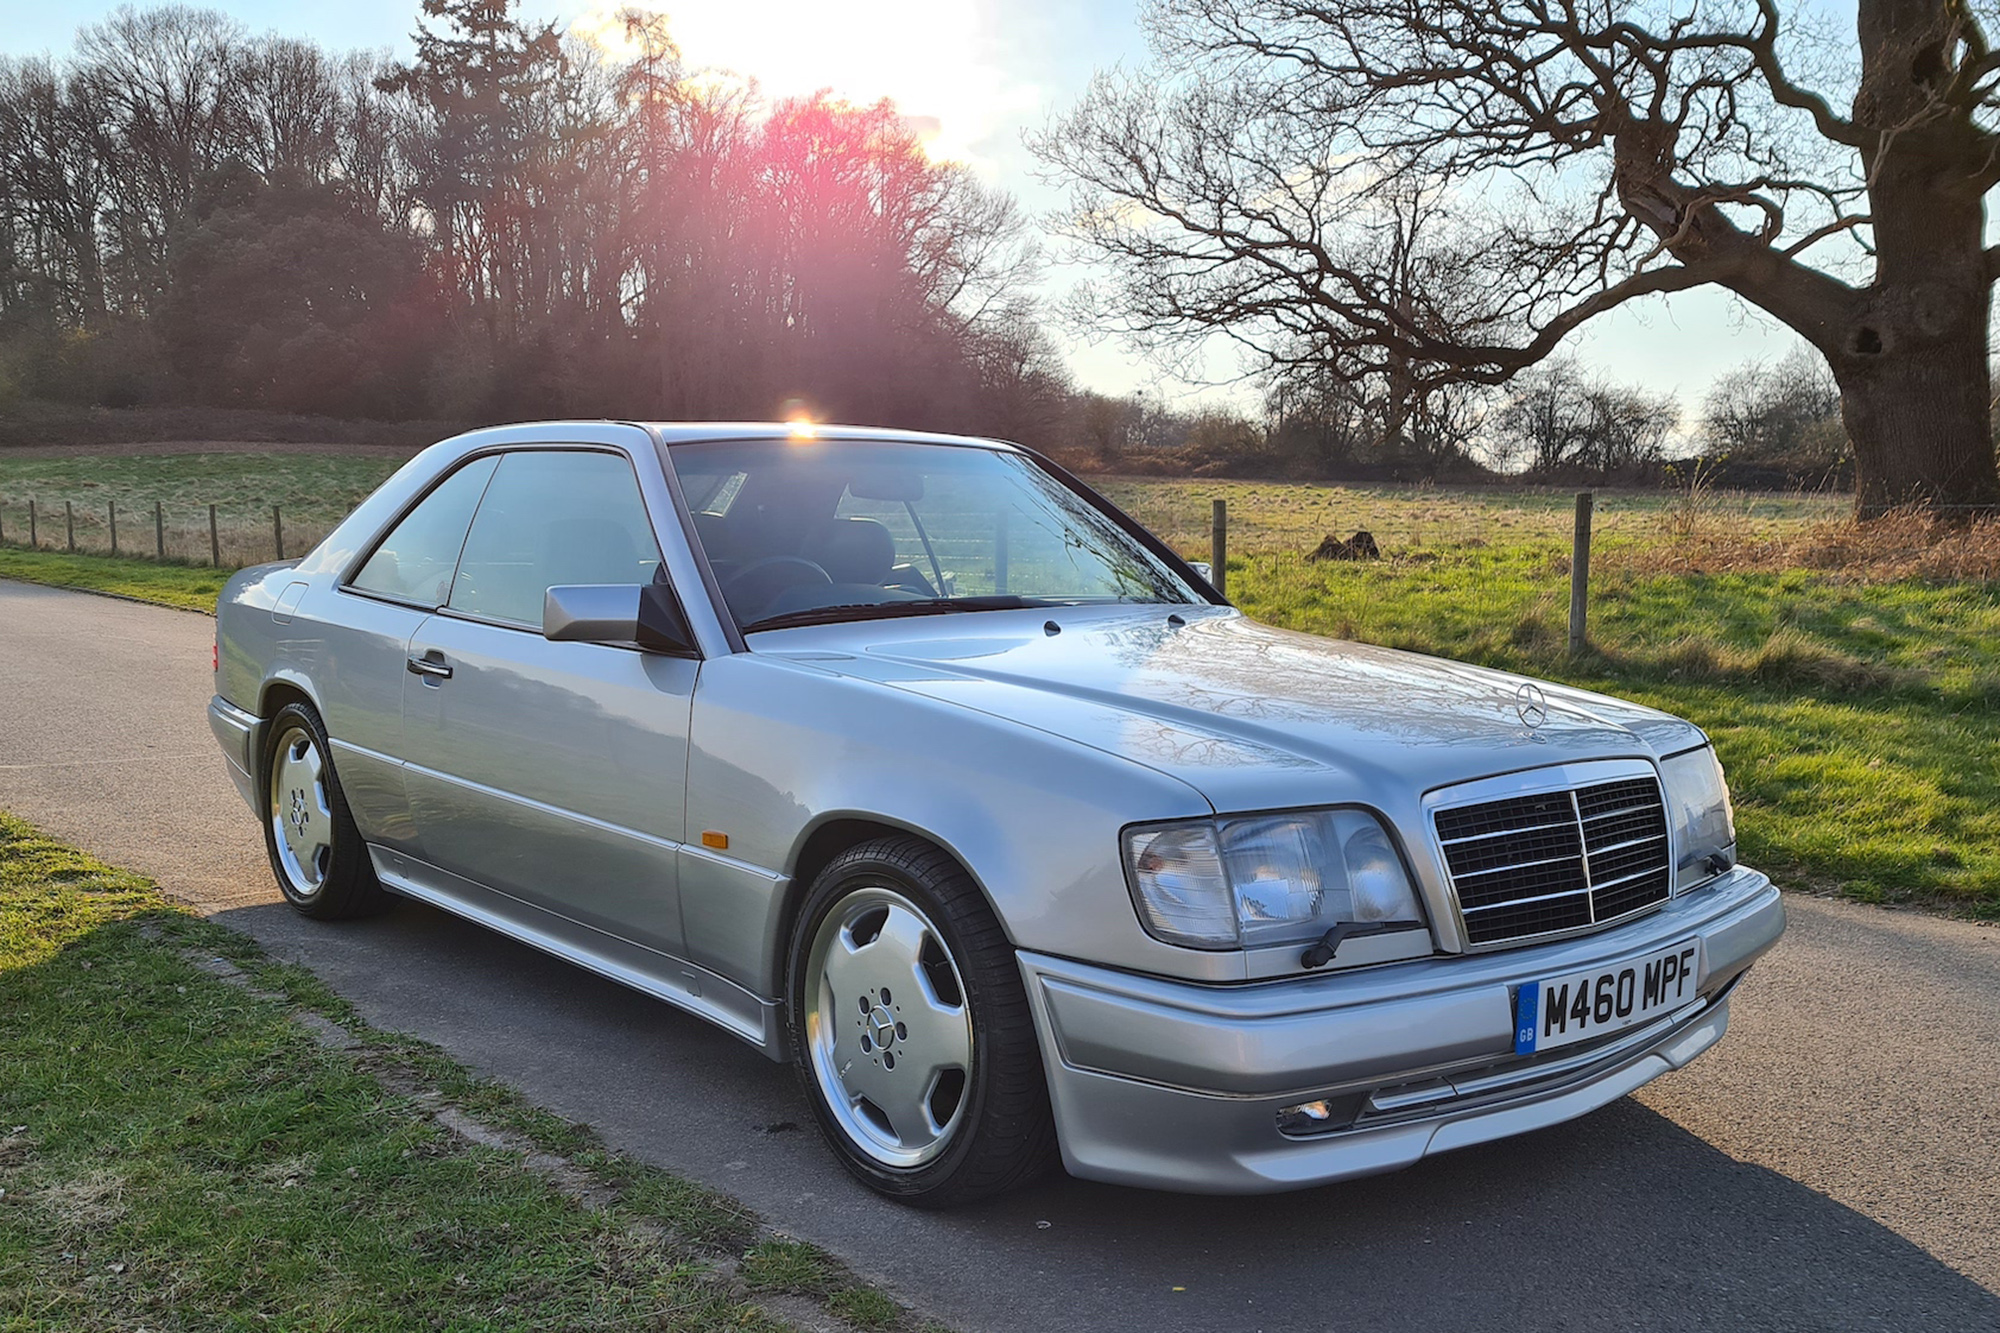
(7, 0), (1804, 423)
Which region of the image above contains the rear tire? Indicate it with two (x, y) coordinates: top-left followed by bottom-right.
(787, 836), (1057, 1206)
(260, 700), (390, 920)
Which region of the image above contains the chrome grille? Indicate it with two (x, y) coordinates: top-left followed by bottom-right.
(1435, 775), (1670, 946)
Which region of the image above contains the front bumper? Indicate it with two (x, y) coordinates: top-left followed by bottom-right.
(1019, 867), (1784, 1193)
(208, 695), (261, 813)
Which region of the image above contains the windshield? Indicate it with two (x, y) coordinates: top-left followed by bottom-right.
(666, 438), (1205, 631)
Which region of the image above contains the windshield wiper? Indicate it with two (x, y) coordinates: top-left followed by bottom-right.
(741, 595), (1063, 634)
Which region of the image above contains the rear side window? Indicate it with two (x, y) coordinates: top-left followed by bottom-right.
(448, 450), (663, 627)
(348, 455), (499, 606)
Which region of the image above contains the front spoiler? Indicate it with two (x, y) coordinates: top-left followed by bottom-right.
(1018, 868), (1784, 1193)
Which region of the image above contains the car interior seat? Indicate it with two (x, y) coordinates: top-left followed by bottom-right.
(807, 516), (897, 586)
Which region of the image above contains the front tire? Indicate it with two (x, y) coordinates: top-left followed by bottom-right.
(787, 836), (1056, 1206)
(260, 700), (390, 920)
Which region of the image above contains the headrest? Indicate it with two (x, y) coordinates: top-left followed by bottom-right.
(808, 516), (897, 586)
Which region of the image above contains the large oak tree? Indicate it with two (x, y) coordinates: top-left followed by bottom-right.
(1036, 0), (2000, 514)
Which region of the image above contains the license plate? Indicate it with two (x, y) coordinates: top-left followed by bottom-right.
(1513, 940), (1701, 1055)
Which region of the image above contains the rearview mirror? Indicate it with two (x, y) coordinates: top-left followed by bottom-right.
(543, 584), (697, 656)
(845, 464), (924, 502)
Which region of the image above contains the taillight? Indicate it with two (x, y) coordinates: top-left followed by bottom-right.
(212, 641), (219, 673)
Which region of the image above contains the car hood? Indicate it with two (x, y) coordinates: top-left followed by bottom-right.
(762, 606), (1704, 813)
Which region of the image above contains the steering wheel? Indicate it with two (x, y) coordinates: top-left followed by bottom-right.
(724, 555), (833, 618)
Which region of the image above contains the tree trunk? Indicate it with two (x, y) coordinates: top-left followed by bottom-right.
(1834, 325), (1997, 519)
(1827, 167), (1997, 517)
(1837, 0), (2000, 519)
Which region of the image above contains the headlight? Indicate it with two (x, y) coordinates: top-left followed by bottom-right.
(1123, 809), (1426, 952)
(1660, 745), (1736, 889)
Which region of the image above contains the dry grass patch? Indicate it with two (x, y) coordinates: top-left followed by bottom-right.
(34, 1169), (131, 1231)
(1613, 503), (2000, 585)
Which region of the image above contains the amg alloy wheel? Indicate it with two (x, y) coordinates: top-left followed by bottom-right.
(803, 885), (974, 1168)
(259, 701), (390, 920)
(788, 836), (1056, 1205)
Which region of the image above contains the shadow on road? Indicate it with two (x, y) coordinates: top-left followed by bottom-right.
(218, 897), (2000, 1333)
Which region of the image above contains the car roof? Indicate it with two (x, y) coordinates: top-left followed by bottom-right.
(433, 420), (1023, 452)
(643, 422), (1020, 451)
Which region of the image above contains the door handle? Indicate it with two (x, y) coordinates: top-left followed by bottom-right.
(406, 652), (453, 680)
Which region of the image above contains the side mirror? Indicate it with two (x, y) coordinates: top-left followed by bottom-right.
(543, 583), (697, 656)
(1188, 560), (1213, 582)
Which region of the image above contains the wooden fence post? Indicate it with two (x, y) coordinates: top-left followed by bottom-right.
(28, 499), (36, 548)
(155, 501), (165, 559)
(65, 501), (74, 553)
(1568, 491), (1594, 654)
(1210, 498), (1228, 598)
(209, 504), (220, 568)
(993, 506), (1009, 593)
(273, 505), (284, 560)
(109, 501), (118, 555)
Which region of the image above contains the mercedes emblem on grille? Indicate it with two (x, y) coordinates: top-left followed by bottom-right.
(1515, 682), (1548, 729)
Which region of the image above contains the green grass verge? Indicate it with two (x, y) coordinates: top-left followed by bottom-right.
(0, 811), (917, 1332)
(0, 546), (227, 613)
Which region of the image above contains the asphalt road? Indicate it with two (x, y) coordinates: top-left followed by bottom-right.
(3, 577), (1997, 1332)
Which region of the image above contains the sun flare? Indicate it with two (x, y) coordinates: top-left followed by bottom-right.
(572, 0), (1034, 169)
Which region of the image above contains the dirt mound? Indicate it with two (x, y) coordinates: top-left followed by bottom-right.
(1306, 530), (1381, 561)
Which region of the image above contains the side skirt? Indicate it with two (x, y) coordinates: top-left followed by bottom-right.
(368, 845), (787, 1060)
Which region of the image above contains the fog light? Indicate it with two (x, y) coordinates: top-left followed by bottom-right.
(1277, 1099), (1336, 1135)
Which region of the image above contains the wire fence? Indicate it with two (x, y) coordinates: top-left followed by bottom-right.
(0, 495), (339, 569)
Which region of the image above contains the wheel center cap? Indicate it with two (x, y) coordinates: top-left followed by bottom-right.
(867, 1006), (897, 1050)
(290, 790), (307, 833)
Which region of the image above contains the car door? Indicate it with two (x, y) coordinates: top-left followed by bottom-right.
(398, 447), (699, 959)
(322, 453), (502, 853)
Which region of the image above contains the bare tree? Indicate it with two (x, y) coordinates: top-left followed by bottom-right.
(1036, 0), (2000, 515)
(78, 4), (248, 310)
(235, 36), (340, 180)
(1498, 360), (1679, 477)
(1703, 342), (1846, 466)
(0, 58), (110, 324)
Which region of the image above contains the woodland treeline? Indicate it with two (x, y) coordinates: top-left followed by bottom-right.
(0, 1), (1076, 440)
(0, 1), (1850, 483)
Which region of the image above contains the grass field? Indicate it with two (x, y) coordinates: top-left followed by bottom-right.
(1, 449), (1994, 916)
(0, 452), (406, 566)
(0, 811), (912, 1332)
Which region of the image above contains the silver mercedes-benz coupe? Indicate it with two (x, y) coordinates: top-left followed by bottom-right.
(209, 420), (1785, 1205)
